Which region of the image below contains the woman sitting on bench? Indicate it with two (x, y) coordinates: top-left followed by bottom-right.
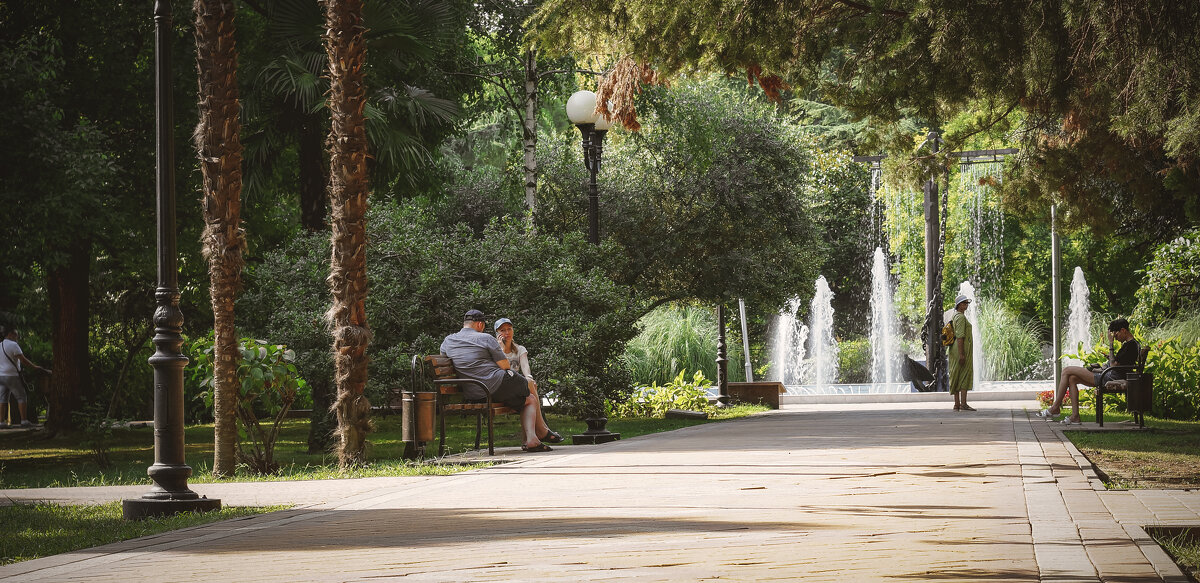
(1040, 318), (1140, 425)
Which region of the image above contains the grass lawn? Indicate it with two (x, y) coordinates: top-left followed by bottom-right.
(0, 405), (766, 489)
(1059, 410), (1200, 489)
(1148, 527), (1200, 582)
(1, 502), (288, 565)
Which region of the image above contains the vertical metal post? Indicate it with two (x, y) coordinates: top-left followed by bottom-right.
(738, 298), (753, 382)
(576, 123), (606, 245)
(923, 132), (944, 386)
(124, 0), (219, 520)
(715, 302), (729, 406)
(1051, 205), (1061, 391)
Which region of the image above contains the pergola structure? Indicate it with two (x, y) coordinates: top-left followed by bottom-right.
(854, 136), (1019, 391)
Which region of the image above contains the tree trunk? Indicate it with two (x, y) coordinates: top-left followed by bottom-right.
(521, 49), (539, 219)
(45, 243), (90, 433)
(306, 374), (336, 453)
(194, 0), (246, 478)
(323, 0), (373, 468)
(299, 115), (328, 231)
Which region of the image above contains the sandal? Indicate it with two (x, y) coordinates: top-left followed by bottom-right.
(953, 405), (961, 411)
(521, 443), (553, 453)
(960, 404), (976, 411)
(539, 430), (564, 444)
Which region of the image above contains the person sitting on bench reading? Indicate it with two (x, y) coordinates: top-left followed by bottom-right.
(440, 309), (562, 452)
(1040, 318), (1140, 425)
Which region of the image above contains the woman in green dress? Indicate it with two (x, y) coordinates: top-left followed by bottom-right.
(948, 294), (974, 411)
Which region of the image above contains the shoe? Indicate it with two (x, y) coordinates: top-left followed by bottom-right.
(20, 420), (33, 427)
(0, 422), (8, 429)
(953, 405), (961, 411)
(539, 430), (564, 444)
(521, 443), (552, 453)
(1035, 409), (1051, 417)
(1061, 417), (1081, 426)
(960, 404), (976, 411)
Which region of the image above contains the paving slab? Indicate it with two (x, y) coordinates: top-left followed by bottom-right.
(1, 400), (1196, 581)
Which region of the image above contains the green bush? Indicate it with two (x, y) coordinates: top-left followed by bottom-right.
(189, 335), (308, 474)
(241, 202), (644, 420)
(979, 299), (1044, 380)
(622, 303), (745, 387)
(1135, 229), (1200, 325)
(610, 370), (713, 418)
(837, 337), (871, 383)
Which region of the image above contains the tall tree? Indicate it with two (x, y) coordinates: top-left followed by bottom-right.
(193, 0), (246, 477)
(323, 0), (372, 467)
(530, 0), (1200, 236)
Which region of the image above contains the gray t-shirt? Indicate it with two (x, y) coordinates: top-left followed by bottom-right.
(439, 327), (507, 399)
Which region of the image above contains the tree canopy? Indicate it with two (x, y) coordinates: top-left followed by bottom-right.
(531, 0), (1200, 237)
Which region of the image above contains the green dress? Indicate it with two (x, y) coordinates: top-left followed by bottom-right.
(948, 312), (973, 393)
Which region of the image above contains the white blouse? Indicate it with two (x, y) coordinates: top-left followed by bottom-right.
(504, 343), (532, 380)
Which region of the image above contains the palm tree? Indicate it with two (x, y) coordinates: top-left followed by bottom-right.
(240, 0), (461, 232)
(323, 0), (372, 467)
(193, 0), (246, 477)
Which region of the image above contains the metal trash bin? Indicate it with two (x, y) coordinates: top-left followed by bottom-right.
(401, 390), (437, 458)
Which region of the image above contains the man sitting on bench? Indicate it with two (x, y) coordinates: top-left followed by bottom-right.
(1040, 318), (1141, 425)
(440, 309), (562, 452)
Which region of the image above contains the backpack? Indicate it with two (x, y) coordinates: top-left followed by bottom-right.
(940, 320), (956, 346)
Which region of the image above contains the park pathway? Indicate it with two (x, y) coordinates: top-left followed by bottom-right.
(2, 401), (1196, 582)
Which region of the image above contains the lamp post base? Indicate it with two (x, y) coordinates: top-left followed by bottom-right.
(122, 496), (221, 520)
(571, 417), (621, 445)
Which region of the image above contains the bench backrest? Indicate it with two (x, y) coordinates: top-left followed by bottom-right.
(1137, 346), (1150, 369)
(424, 354), (457, 380)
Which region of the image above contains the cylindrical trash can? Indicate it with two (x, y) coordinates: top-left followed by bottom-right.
(415, 392), (436, 443)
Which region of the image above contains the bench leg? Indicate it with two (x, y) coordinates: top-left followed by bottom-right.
(438, 400), (447, 457)
(474, 414), (482, 451)
(487, 409), (495, 456)
(1096, 391), (1104, 427)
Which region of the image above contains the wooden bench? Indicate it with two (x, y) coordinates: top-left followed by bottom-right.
(1096, 346), (1151, 428)
(419, 354), (517, 456)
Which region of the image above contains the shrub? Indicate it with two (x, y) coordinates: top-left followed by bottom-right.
(189, 336), (308, 474)
(979, 299), (1044, 380)
(242, 202), (645, 421)
(611, 370), (713, 418)
(837, 337), (871, 383)
(622, 303), (745, 387)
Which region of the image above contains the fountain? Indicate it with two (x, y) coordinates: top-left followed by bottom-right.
(956, 281), (985, 391)
(807, 276), (838, 386)
(869, 247), (901, 385)
(768, 296), (809, 385)
(1064, 267), (1091, 366)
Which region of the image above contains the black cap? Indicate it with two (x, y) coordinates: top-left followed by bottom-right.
(464, 309), (486, 322)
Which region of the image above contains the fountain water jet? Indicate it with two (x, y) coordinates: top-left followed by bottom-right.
(1064, 267), (1091, 367)
(869, 247), (901, 385)
(808, 276), (838, 386)
(768, 297), (809, 385)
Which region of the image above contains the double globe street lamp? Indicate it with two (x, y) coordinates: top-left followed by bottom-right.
(565, 90), (612, 245)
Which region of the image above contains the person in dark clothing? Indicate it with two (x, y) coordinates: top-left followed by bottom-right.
(440, 309), (562, 452)
(1040, 318), (1140, 425)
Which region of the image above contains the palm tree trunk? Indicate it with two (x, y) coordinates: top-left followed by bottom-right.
(193, 0), (246, 478)
(323, 0), (373, 467)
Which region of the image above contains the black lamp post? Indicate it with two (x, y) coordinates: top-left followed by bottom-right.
(566, 90), (619, 445)
(566, 90), (611, 245)
(715, 303), (730, 407)
(123, 0), (221, 520)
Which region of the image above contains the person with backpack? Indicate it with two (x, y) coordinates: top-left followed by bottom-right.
(1, 327), (50, 428)
(944, 295), (974, 411)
